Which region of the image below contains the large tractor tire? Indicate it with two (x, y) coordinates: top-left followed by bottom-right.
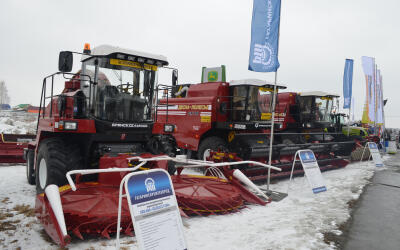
(35, 138), (83, 194)
(26, 149), (35, 185)
(197, 136), (228, 161)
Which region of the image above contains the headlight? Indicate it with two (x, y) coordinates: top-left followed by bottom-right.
(64, 121), (78, 130)
(164, 124), (175, 132)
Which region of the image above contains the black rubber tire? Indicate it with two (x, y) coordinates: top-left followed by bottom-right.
(197, 136), (227, 160)
(26, 150), (35, 185)
(35, 138), (83, 194)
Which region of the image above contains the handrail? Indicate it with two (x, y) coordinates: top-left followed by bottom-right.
(65, 155), (282, 191)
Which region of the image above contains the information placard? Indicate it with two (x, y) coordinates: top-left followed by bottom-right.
(368, 142), (384, 167)
(388, 141), (397, 154)
(299, 150), (327, 194)
(125, 170), (187, 250)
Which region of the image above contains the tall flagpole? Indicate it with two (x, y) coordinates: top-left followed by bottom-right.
(267, 0), (282, 191)
(381, 74), (386, 141)
(347, 103), (351, 135)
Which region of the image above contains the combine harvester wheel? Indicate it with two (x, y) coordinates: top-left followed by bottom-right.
(26, 149), (35, 185)
(35, 138), (82, 193)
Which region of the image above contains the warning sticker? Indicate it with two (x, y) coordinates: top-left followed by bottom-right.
(261, 113), (272, 120)
(201, 116), (211, 123)
(109, 59), (158, 71)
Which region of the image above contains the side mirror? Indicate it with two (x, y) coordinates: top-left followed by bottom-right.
(172, 69), (178, 87)
(58, 51), (73, 72)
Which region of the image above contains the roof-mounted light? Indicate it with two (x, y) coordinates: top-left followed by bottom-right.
(116, 54), (125, 59)
(127, 56), (135, 61)
(83, 43), (91, 54)
(137, 57), (145, 63)
(147, 59), (155, 65)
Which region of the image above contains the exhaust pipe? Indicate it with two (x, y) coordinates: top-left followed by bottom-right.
(233, 169), (270, 200)
(45, 185), (68, 238)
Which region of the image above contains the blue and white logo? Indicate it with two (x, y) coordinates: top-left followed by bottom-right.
(300, 151), (316, 163)
(252, 43), (275, 68)
(127, 171), (173, 205)
(249, 0), (281, 72)
(145, 178), (156, 192)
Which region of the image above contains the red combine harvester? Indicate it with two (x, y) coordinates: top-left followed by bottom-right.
(0, 133), (35, 163)
(29, 45), (275, 247)
(153, 80), (351, 181)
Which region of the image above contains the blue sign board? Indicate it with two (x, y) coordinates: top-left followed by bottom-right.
(125, 169), (187, 250)
(298, 150), (327, 194)
(343, 59), (354, 109)
(248, 0), (281, 72)
(368, 142), (384, 167)
(128, 171), (173, 205)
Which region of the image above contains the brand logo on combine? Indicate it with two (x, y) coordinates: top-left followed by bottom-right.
(208, 71), (218, 82)
(145, 178), (156, 192)
(255, 123), (270, 128)
(253, 43), (275, 67)
(111, 123), (148, 128)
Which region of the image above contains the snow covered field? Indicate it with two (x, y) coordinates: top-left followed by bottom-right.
(0, 111), (36, 134)
(0, 158), (386, 250)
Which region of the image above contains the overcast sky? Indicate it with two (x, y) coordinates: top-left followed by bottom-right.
(1, 0), (399, 127)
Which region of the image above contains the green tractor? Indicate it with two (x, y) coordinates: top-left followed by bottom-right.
(329, 113), (370, 160)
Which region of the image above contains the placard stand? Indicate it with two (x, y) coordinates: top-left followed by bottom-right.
(360, 142), (384, 167)
(287, 149), (327, 194)
(116, 169), (187, 250)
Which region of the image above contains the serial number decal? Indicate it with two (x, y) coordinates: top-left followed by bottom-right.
(234, 124), (246, 129)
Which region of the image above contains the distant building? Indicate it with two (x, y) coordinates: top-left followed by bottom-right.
(0, 104), (11, 110)
(27, 106), (40, 113)
(12, 104), (30, 111)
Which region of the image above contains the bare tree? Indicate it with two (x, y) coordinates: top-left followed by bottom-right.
(0, 81), (11, 105)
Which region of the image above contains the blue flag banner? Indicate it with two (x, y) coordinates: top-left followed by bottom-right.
(249, 0), (281, 72)
(343, 59), (354, 109)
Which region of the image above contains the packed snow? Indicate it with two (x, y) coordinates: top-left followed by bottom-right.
(0, 111), (36, 134)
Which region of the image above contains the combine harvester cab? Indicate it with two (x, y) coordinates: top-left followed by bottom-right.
(153, 74), (351, 181)
(31, 46), (277, 247)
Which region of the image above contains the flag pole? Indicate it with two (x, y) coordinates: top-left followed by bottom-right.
(374, 64), (376, 135)
(347, 103), (351, 136)
(267, 0), (282, 192)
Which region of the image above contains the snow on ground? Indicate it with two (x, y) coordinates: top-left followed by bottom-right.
(0, 111), (37, 134)
(0, 158), (389, 250)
